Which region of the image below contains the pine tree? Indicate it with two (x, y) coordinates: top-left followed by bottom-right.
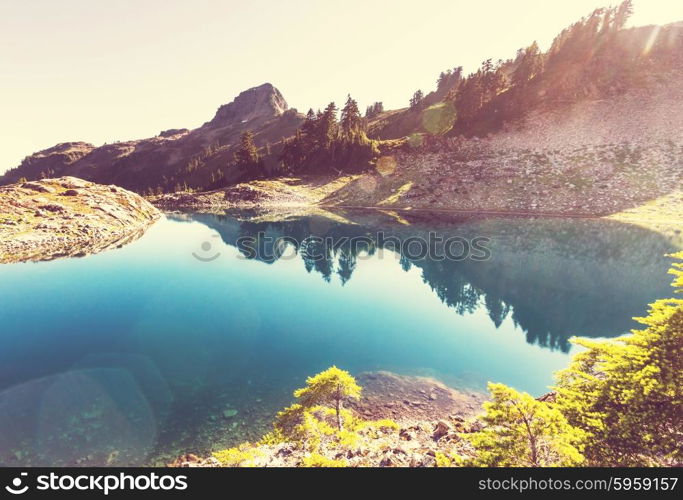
(613, 0), (633, 31)
(319, 102), (338, 149)
(299, 108), (319, 154)
(234, 130), (261, 169)
(437, 66), (463, 92)
(340, 94), (362, 141)
(555, 252), (683, 466)
(293, 366), (362, 430)
(512, 41), (544, 86)
(462, 383), (586, 466)
(409, 89), (424, 110)
(279, 135), (300, 172)
(365, 102), (384, 119)
(437, 71), (448, 90)
(302, 108), (317, 137)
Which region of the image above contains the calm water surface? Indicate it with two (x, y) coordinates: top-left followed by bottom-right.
(0, 210), (677, 465)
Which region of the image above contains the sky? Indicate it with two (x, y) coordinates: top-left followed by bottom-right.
(1, 0), (682, 173)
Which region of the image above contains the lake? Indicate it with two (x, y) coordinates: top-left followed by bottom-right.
(0, 209), (677, 466)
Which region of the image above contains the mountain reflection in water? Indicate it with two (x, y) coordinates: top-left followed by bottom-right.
(182, 209), (677, 352)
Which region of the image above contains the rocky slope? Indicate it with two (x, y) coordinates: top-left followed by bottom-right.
(0, 84), (303, 193)
(172, 417), (476, 468)
(0, 177), (160, 263)
(326, 70), (683, 216)
(323, 140), (682, 217)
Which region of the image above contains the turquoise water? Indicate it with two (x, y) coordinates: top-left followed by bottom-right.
(0, 210), (677, 466)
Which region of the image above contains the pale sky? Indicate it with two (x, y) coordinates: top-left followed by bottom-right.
(1, 0), (682, 173)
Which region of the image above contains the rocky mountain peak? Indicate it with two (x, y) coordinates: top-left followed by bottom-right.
(207, 83), (288, 128)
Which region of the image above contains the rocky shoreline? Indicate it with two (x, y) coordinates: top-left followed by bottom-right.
(0, 177), (160, 264)
(149, 139), (683, 226)
(149, 175), (357, 211)
(169, 371), (489, 468)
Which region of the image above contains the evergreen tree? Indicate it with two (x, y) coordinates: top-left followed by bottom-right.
(462, 383), (586, 466)
(512, 41), (544, 86)
(279, 131), (305, 172)
(340, 94), (362, 141)
(234, 130), (262, 172)
(365, 102), (384, 119)
(452, 73), (483, 126)
(409, 89), (424, 110)
(294, 366), (361, 430)
(613, 0), (633, 31)
(437, 71), (448, 90)
(437, 66), (463, 92)
(279, 99), (377, 174)
(480, 58), (505, 101)
(555, 252), (683, 466)
(301, 108), (318, 140)
(319, 102), (338, 149)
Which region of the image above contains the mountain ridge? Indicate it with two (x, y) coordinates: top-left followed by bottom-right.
(0, 83), (302, 193)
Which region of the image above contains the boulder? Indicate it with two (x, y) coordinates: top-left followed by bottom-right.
(432, 420), (451, 441)
(22, 182), (56, 194)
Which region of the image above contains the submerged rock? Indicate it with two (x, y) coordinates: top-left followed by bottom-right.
(347, 371), (487, 422)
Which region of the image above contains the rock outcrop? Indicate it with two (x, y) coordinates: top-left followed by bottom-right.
(207, 83), (288, 127)
(0, 177), (160, 263)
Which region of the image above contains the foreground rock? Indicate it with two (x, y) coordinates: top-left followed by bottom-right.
(169, 372), (488, 467)
(169, 415), (479, 467)
(0, 177), (160, 264)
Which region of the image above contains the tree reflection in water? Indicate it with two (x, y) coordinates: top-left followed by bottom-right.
(183, 209), (679, 353)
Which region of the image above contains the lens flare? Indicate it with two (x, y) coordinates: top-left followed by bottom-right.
(358, 176), (378, 193)
(422, 102), (457, 135)
(407, 133), (424, 149)
(642, 25), (661, 56)
(376, 156), (397, 177)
